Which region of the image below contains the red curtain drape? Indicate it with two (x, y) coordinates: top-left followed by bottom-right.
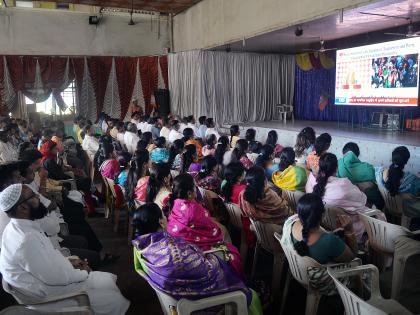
(1, 54), (168, 118)
(88, 57), (112, 119)
(115, 57), (137, 120)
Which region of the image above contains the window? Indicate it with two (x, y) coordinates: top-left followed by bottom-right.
(25, 80), (76, 116)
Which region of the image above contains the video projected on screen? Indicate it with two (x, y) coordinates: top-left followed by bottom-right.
(335, 38), (420, 107)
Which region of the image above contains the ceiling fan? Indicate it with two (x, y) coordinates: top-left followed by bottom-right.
(358, 12), (420, 37)
(384, 20), (420, 37)
(301, 40), (337, 53)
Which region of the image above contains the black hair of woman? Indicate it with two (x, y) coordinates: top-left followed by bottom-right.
(181, 144), (197, 174)
(313, 153), (338, 198)
(136, 140), (148, 152)
(314, 133), (332, 156)
(342, 142), (360, 157)
(205, 118), (215, 128)
(205, 134), (217, 150)
(249, 141), (262, 154)
(168, 139), (185, 166)
(141, 132), (153, 144)
(293, 193), (325, 256)
(197, 155), (218, 180)
(295, 127), (316, 157)
(243, 166), (266, 204)
(385, 146), (410, 196)
(215, 136), (229, 165)
(166, 173), (195, 213)
(230, 125), (240, 145)
(132, 203), (163, 237)
(221, 162), (245, 202)
(154, 136), (166, 148)
(278, 147), (296, 172)
(231, 139), (249, 163)
(124, 151), (150, 200)
(266, 130), (278, 147)
(146, 162), (171, 203)
(245, 128), (256, 142)
(198, 116), (207, 125)
(255, 144), (274, 168)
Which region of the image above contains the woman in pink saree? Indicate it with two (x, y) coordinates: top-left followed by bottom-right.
(166, 173), (243, 278)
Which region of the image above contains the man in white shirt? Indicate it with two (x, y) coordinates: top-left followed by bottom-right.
(0, 184), (130, 315)
(186, 115), (199, 137)
(82, 125), (100, 158)
(168, 120), (184, 144)
(123, 123), (140, 154)
(160, 117), (171, 140)
(204, 117), (220, 140)
(0, 130), (18, 163)
(197, 116), (207, 140)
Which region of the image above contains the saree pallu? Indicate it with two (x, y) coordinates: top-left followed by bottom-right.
(272, 165), (308, 192)
(167, 199), (243, 277)
(133, 232), (262, 315)
(100, 159), (120, 180)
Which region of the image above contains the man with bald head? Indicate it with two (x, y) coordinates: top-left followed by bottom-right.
(0, 184), (130, 314)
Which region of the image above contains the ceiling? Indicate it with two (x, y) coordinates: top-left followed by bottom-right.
(214, 0), (420, 54)
(41, 0), (202, 14)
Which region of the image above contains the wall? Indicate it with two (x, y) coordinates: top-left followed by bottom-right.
(0, 7), (169, 56)
(173, 0), (381, 51)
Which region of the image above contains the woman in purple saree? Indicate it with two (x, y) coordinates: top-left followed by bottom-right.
(132, 203), (262, 314)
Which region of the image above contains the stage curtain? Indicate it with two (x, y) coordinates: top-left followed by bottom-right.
(169, 50), (295, 124)
(87, 57), (112, 119)
(0, 56), (3, 113)
(139, 56), (158, 115)
(294, 65), (420, 125)
(159, 55), (169, 89)
(116, 57), (136, 120)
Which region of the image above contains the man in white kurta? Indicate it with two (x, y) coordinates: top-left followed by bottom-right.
(82, 126), (100, 157)
(0, 184), (130, 315)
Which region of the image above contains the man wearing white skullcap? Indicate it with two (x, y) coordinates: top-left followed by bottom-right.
(0, 184), (130, 315)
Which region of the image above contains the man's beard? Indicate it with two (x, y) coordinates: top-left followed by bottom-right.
(30, 203), (48, 220)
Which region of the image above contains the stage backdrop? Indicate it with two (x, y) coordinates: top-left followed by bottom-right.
(169, 50), (295, 125)
(294, 62), (420, 125)
(0, 55), (168, 121)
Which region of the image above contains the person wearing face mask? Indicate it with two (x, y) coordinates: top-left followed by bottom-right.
(0, 184), (130, 315)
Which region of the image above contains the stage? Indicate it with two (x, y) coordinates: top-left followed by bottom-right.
(220, 120), (420, 174)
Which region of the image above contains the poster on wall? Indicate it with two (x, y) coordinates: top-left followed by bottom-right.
(335, 37), (420, 107)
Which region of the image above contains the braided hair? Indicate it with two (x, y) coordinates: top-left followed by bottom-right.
(243, 166), (266, 204)
(278, 147), (296, 171)
(231, 139), (249, 162)
(215, 136), (229, 165)
(255, 144), (274, 169)
(293, 193), (325, 256)
(196, 155), (217, 180)
(181, 144), (197, 174)
(221, 162), (245, 202)
(146, 162), (171, 203)
(124, 151), (150, 200)
(314, 133), (332, 156)
(165, 173), (195, 214)
(265, 130), (278, 147)
(312, 153), (338, 198)
(168, 139), (184, 167)
(385, 146), (410, 196)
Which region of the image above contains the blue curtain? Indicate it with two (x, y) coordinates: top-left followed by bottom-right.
(293, 65), (420, 125)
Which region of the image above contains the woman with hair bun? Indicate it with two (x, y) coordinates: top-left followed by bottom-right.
(294, 127), (316, 166)
(272, 147), (308, 192)
(306, 153), (386, 242)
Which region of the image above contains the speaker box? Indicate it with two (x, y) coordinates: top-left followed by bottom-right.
(154, 89), (170, 117)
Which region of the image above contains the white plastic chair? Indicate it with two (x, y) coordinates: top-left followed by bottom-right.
(136, 269), (248, 315)
(274, 232), (361, 315)
(274, 104), (294, 124)
(282, 189), (305, 213)
(225, 202), (248, 262)
(249, 219), (284, 304)
(328, 264), (413, 315)
(0, 305), (92, 315)
(377, 185), (413, 228)
(359, 213), (420, 300)
(2, 279), (92, 314)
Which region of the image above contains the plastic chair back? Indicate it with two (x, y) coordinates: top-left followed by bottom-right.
(283, 190), (304, 213)
(328, 265), (387, 315)
(2, 278), (36, 304)
(0, 306), (42, 314)
(104, 178), (117, 198)
(274, 232), (321, 288)
(321, 205), (346, 231)
(359, 213), (409, 255)
(377, 185), (404, 216)
(250, 219), (282, 253)
(225, 203), (243, 229)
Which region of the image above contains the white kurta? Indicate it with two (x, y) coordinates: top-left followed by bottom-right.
(82, 135), (100, 157)
(168, 130), (183, 144)
(123, 132), (140, 154)
(186, 123), (199, 137)
(0, 219), (130, 315)
(204, 128), (220, 140)
(160, 127), (170, 140)
(197, 125), (207, 140)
